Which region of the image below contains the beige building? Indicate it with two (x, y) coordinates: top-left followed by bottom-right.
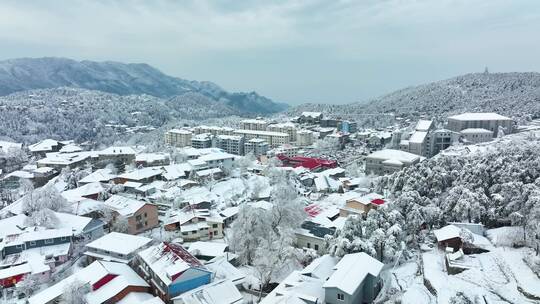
(447, 113), (512, 137)
(296, 129), (315, 146)
(267, 122), (297, 142)
(193, 125), (235, 136)
(365, 149), (421, 175)
(244, 138), (269, 157)
(234, 129), (289, 147)
(165, 129), (192, 147)
(241, 119), (268, 131)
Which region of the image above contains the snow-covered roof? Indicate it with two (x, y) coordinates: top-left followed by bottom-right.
(382, 159), (404, 166)
(366, 149), (420, 163)
(415, 120), (434, 131)
(4, 170), (34, 179)
(161, 163), (192, 180)
(168, 128), (192, 135)
(0, 140), (22, 153)
(118, 293), (165, 304)
(448, 112), (512, 121)
(460, 128), (493, 134)
(136, 153), (169, 163)
(188, 241), (228, 258)
(59, 144), (83, 153)
(242, 118), (267, 124)
(99, 146), (136, 155)
(433, 225), (462, 242)
(78, 168), (116, 184)
(195, 168), (222, 177)
(28, 139), (59, 152)
(409, 131), (428, 144)
(86, 232), (152, 256)
(301, 112), (323, 118)
(198, 152), (235, 162)
(261, 255), (337, 304)
(323, 252), (383, 295)
(28, 260), (148, 304)
(104, 195), (147, 217)
(0, 263), (32, 280)
(118, 167), (163, 181)
(37, 151), (95, 166)
(234, 129), (289, 137)
(137, 242), (207, 286)
(172, 279), (243, 304)
(61, 182), (104, 202)
(205, 255), (245, 284)
(219, 206), (239, 219)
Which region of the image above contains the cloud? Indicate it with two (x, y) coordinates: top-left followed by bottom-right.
(0, 0), (539, 103)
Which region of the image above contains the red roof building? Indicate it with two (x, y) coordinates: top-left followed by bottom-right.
(277, 155), (338, 171)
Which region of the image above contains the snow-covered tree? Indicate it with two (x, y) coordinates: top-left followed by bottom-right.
(60, 279), (91, 304)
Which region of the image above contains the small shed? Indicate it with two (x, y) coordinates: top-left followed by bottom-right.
(433, 225), (463, 252)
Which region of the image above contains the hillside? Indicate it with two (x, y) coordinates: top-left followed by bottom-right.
(0, 57), (287, 114)
(0, 87), (239, 145)
(288, 72), (540, 126)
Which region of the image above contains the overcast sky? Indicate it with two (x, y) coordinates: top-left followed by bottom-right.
(0, 0), (539, 105)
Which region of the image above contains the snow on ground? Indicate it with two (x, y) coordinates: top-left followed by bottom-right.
(420, 238), (539, 303)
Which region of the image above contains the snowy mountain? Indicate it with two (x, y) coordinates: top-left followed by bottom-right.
(0, 57), (287, 114)
(288, 72), (540, 125)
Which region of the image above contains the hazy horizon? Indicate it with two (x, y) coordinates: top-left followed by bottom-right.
(1, 0), (539, 105)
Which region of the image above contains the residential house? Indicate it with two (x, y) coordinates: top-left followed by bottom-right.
(135, 242), (212, 302)
(28, 139), (64, 157)
(339, 193), (385, 217)
(28, 260), (150, 304)
(433, 225), (463, 252)
(104, 195), (159, 234)
(164, 210), (224, 241)
(84, 232), (153, 264)
(323, 252), (384, 304)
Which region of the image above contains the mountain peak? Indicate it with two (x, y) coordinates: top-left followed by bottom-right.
(0, 57), (287, 114)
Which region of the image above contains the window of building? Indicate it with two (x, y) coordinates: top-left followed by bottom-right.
(338, 293), (345, 301)
(307, 243), (311, 248)
(212, 224), (218, 228)
(314, 244), (319, 250)
(44, 239), (54, 244)
(29, 241), (36, 246)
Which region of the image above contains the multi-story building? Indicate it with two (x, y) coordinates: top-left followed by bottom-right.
(234, 129), (289, 147)
(215, 135), (245, 155)
(296, 129), (315, 146)
(267, 122), (297, 142)
(338, 120), (358, 133)
(459, 128), (494, 143)
(298, 112), (323, 124)
(365, 149), (421, 175)
(427, 129), (458, 156)
(241, 118), (268, 131)
(447, 113), (513, 137)
(244, 138), (269, 157)
(273, 144), (300, 158)
(104, 195), (159, 235)
(165, 129), (192, 147)
(193, 126), (235, 136)
(191, 133), (213, 149)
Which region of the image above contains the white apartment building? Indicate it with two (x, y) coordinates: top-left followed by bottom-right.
(267, 122), (297, 142)
(234, 129), (289, 147)
(215, 135), (245, 155)
(297, 129), (315, 146)
(165, 129), (192, 147)
(241, 119), (268, 131)
(447, 113), (513, 137)
(244, 138), (269, 157)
